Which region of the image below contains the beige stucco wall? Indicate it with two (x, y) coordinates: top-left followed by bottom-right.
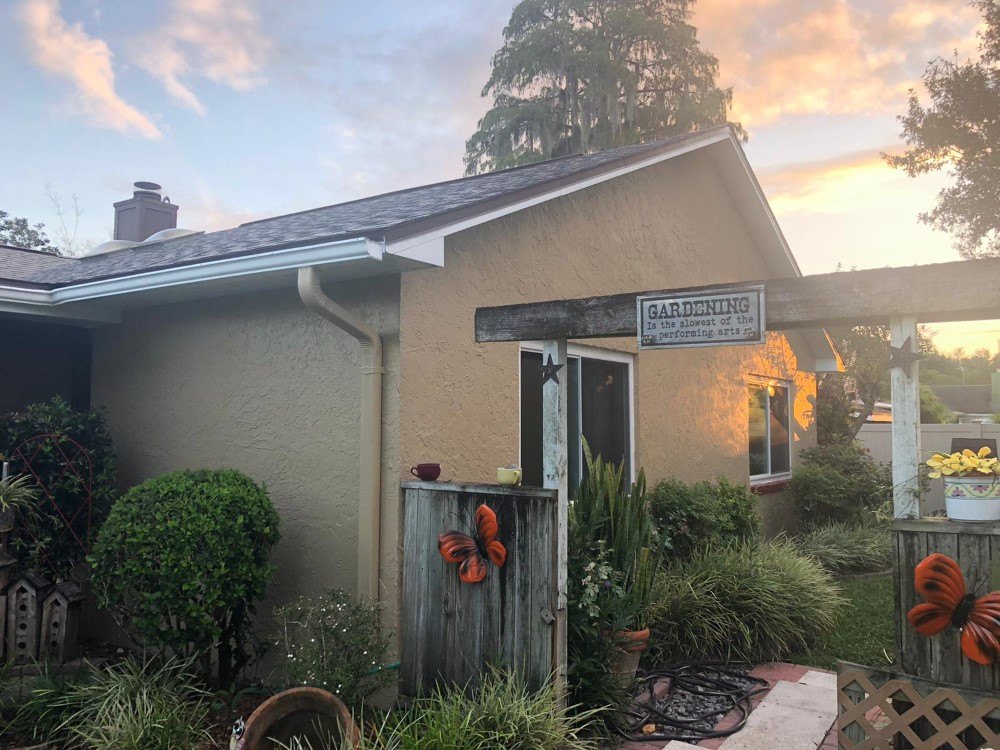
(398, 150), (817, 534)
(90, 276), (402, 631)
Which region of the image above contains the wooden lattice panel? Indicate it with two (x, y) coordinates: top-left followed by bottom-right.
(838, 663), (1000, 750)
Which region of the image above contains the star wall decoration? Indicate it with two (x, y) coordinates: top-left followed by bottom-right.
(889, 336), (924, 373)
(540, 354), (564, 385)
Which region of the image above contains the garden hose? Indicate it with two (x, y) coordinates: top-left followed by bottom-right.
(618, 663), (770, 743)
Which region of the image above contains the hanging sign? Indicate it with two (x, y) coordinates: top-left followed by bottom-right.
(637, 285), (766, 350)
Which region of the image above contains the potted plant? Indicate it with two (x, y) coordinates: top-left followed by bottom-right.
(0, 472), (40, 535)
(926, 447), (1000, 522)
(571, 441), (657, 685)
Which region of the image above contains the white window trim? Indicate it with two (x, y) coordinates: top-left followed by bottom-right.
(519, 342), (637, 485)
(748, 375), (793, 484)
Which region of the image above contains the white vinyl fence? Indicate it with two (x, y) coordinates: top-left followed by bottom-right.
(857, 423), (1000, 513)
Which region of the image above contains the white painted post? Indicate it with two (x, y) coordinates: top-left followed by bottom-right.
(890, 315), (921, 519)
(541, 339), (568, 699)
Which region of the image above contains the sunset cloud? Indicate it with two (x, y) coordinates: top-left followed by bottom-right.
(760, 146), (905, 215)
(694, 0), (982, 127)
(132, 0), (272, 115)
(16, 0), (161, 138)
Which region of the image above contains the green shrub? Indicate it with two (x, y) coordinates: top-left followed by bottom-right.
(648, 477), (761, 561)
(275, 589), (393, 707)
(90, 468), (280, 684)
(791, 443), (892, 528)
(793, 521), (892, 575)
(646, 540), (844, 664)
(10, 658), (209, 750)
(354, 669), (598, 750)
(0, 397), (116, 573)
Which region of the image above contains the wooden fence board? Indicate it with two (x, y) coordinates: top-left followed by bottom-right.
(893, 520), (1000, 689)
(399, 482), (558, 698)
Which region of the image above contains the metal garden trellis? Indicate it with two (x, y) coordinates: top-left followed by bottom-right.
(9, 432), (95, 574)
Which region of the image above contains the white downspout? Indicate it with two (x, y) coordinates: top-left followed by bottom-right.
(297, 266), (383, 601)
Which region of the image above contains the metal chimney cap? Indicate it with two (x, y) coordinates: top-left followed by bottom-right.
(134, 181), (161, 191)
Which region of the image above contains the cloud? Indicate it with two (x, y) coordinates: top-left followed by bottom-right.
(16, 0), (161, 138)
(132, 0), (272, 115)
(759, 146), (906, 215)
(313, 3), (511, 202)
(694, 0), (982, 127)
(173, 185), (265, 231)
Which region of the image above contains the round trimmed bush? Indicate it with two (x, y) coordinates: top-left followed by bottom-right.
(90, 469), (280, 683)
(646, 540), (844, 664)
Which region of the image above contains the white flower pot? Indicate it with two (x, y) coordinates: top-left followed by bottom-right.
(943, 476), (1000, 522)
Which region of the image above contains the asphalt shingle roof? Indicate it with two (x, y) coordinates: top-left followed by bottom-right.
(0, 245), (77, 285)
(9, 128), (727, 288)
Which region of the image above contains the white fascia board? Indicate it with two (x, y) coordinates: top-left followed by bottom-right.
(0, 284), (121, 323)
(713, 139), (802, 278)
(383, 129), (733, 261)
(47, 236), (378, 305)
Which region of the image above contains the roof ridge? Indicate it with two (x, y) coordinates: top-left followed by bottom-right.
(239, 127), (728, 230)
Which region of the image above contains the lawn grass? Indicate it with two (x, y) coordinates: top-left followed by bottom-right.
(789, 574), (895, 671)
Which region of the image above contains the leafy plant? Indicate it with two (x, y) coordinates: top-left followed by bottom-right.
(354, 669), (599, 750)
(566, 444), (657, 726)
(275, 589), (393, 708)
(565, 539), (633, 724)
(791, 443), (893, 528)
(89, 468), (280, 685)
(648, 477), (761, 561)
(9, 657), (210, 750)
(646, 540), (844, 664)
(793, 521), (892, 575)
(0, 474), (40, 534)
(571, 441), (656, 628)
(0, 397), (116, 573)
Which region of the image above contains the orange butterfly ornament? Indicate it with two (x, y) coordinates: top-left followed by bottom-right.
(437, 504), (507, 584)
(907, 553), (1000, 665)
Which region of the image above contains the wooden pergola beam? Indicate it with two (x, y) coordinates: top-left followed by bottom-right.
(475, 258), (1000, 342)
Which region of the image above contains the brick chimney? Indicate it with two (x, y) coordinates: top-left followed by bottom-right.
(113, 182), (178, 242)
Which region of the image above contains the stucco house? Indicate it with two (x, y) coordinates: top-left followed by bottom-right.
(1, 126), (838, 634)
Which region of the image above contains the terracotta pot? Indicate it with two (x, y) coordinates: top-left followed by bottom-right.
(234, 687), (361, 750)
(611, 627), (650, 686)
(943, 476), (1000, 522)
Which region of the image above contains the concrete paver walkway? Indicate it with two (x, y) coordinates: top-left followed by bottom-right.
(621, 663), (840, 750)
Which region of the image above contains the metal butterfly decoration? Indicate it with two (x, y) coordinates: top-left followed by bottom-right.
(907, 553), (1000, 665)
(437, 504), (507, 584)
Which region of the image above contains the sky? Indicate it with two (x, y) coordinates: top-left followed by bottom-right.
(0, 0), (994, 354)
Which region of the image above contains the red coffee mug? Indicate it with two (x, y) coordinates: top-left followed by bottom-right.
(410, 463), (441, 481)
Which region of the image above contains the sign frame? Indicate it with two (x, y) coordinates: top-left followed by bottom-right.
(636, 284), (766, 351)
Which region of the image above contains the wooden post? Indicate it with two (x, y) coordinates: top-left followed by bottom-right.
(541, 339), (569, 699)
(890, 315), (921, 519)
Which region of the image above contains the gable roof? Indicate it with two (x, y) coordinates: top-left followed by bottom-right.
(13, 127), (764, 289)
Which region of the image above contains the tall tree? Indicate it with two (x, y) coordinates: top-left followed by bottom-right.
(0, 209), (53, 253)
(886, 0), (1000, 258)
(465, 0), (743, 175)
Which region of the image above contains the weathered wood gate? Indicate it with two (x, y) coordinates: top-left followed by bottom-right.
(399, 481), (558, 698)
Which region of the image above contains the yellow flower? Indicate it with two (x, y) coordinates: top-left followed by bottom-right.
(926, 447), (998, 478)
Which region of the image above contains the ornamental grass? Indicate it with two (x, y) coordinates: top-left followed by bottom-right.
(646, 540), (844, 665)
